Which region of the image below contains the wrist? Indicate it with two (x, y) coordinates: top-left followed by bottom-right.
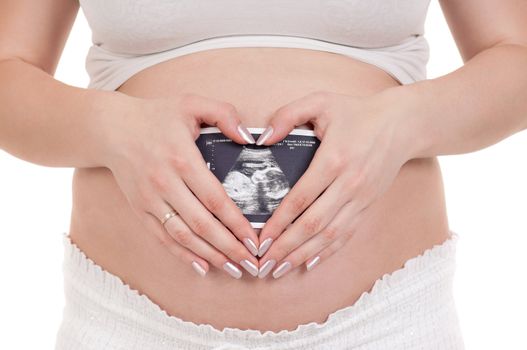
(374, 82), (433, 161)
(86, 90), (143, 169)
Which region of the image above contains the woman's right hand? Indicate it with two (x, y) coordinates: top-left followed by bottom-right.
(99, 92), (260, 279)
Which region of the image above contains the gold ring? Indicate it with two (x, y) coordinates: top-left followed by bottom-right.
(161, 210), (178, 225)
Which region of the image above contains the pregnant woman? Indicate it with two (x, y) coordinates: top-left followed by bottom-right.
(1, 1), (527, 349)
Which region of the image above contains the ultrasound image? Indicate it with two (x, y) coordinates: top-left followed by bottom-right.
(195, 127), (320, 227)
(222, 147), (290, 215)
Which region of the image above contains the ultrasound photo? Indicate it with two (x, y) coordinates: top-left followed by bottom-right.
(195, 127), (320, 228)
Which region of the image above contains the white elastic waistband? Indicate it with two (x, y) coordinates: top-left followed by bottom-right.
(55, 231), (464, 349)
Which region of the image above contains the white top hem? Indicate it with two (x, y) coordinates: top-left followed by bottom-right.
(85, 34), (429, 91)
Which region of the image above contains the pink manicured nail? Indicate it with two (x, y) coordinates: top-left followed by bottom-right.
(272, 261), (292, 279)
(306, 256), (321, 271)
(258, 238), (273, 257)
(258, 259), (276, 279)
(255, 126), (273, 145)
(243, 238), (259, 256)
(191, 261), (207, 277)
(240, 259), (259, 277)
(237, 124), (256, 144)
(223, 261), (242, 279)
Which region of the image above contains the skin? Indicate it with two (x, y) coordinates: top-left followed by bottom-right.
(0, 0), (526, 332)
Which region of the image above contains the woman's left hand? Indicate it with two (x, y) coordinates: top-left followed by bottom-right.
(255, 90), (415, 279)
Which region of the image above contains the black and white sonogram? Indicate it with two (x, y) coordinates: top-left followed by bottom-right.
(195, 127), (320, 228)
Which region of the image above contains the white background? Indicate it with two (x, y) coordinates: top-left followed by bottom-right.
(1, 2), (526, 349)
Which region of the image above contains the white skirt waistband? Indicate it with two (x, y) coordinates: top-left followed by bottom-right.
(55, 230), (464, 349)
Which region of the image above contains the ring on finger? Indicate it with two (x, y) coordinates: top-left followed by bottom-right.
(161, 209), (179, 225)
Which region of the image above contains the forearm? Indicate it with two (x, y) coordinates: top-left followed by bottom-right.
(0, 58), (132, 168)
(382, 43), (527, 159)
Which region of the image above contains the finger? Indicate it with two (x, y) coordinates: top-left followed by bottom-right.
(255, 91), (330, 145)
(304, 233), (350, 272)
(161, 206), (255, 278)
(159, 175), (259, 277)
(176, 142), (259, 256)
(303, 208), (366, 273)
(258, 176), (356, 277)
(258, 140), (342, 256)
(263, 200), (366, 279)
(274, 224), (343, 276)
(182, 93), (255, 144)
(285, 205), (367, 275)
(140, 207), (211, 277)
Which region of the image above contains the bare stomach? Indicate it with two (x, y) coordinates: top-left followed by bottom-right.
(68, 47), (450, 333)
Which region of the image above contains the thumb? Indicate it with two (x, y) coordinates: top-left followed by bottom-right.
(183, 93), (255, 144)
(255, 91), (328, 145)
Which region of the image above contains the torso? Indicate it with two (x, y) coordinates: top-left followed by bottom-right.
(68, 47), (450, 333)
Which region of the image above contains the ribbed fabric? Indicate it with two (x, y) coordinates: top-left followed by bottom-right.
(55, 231), (464, 350)
(85, 34), (429, 91)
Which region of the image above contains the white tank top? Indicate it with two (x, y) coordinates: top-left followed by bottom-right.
(79, 0), (432, 91)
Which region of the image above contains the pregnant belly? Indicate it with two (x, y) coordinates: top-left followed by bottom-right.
(68, 47), (450, 332)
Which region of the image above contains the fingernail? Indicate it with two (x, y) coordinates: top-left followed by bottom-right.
(258, 259), (276, 279)
(223, 261), (242, 279)
(191, 261), (207, 277)
(240, 259), (259, 277)
(273, 261), (292, 279)
(255, 126), (273, 146)
(243, 238), (259, 256)
(306, 256), (321, 271)
(258, 238), (273, 257)
(237, 124), (256, 144)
